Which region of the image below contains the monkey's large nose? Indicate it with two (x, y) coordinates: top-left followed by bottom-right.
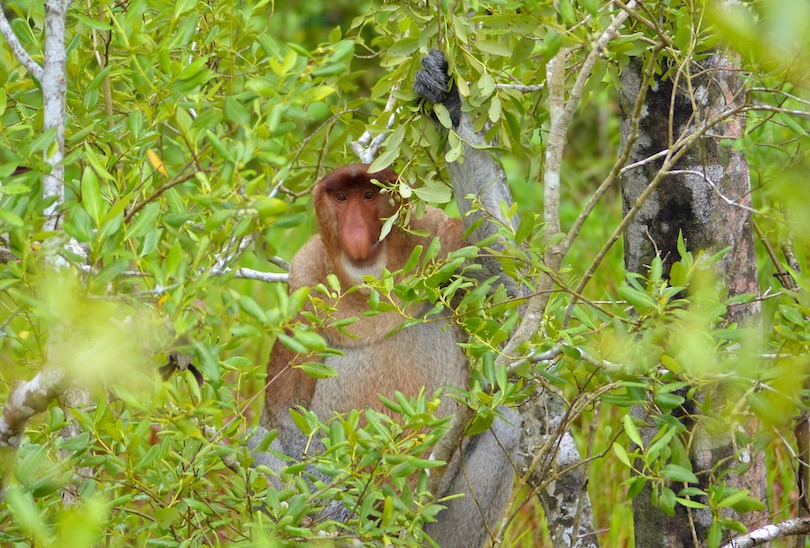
(341, 228), (376, 262)
(340, 208), (383, 262)
(343, 240), (370, 261)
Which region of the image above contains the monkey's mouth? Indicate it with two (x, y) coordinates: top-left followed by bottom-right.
(356, 239), (382, 263)
(343, 237), (383, 263)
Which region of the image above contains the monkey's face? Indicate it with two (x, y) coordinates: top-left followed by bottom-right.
(314, 165), (399, 265)
(327, 182), (384, 262)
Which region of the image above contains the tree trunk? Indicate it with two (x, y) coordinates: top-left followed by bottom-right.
(620, 53), (766, 545)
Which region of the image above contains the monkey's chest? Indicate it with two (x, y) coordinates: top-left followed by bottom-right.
(309, 320), (467, 419)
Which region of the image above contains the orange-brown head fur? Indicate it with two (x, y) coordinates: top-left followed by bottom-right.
(313, 164), (401, 286)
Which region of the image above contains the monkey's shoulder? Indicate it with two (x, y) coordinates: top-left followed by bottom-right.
(411, 206), (454, 231)
(287, 235), (330, 290)
(410, 207), (465, 254)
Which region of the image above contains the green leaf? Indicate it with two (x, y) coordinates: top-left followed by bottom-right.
(173, 0), (197, 16)
(369, 147), (398, 173)
(412, 181), (452, 204)
(669, 262), (688, 287)
(676, 231), (688, 261)
(0, 210), (24, 228)
(613, 442), (632, 468)
(246, 77), (276, 96)
(137, 445), (161, 468)
(253, 196), (288, 217)
(291, 328), (327, 352)
(238, 295), (269, 325)
(650, 256), (663, 282)
(626, 476), (647, 498)
(488, 95), (501, 123)
(165, 239), (183, 279)
(623, 414), (643, 449)
(728, 495), (765, 514)
(678, 487), (707, 497)
(81, 166), (104, 226)
(154, 507), (181, 529)
(618, 286), (656, 314)
(206, 130), (235, 163)
(0, 183), (31, 195)
(445, 142), (463, 162)
(717, 489), (750, 508)
(675, 497), (707, 509)
(311, 63), (346, 78)
(388, 36), (419, 58)
(477, 72), (495, 99)
(276, 332), (307, 354)
(467, 412), (495, 436)
(476, 40), (511, 57)
(288, 409), (309, 435)
(661, 355), (682, 374)
(83, 144), (114, 180)
(707, 521), (722, 548)
(379, 213), (397, 242)
(64, 207), (94, 243)
(224, 97), (251, 125)
(660, 486), (676, 516)
(662, 463), (698, 484)
(434, 103), (453, 129)
(296, 361), (337, 379)
(98, 212), (124, 244)
(128, 203), (161, 239)
(654, 392), (685, 411)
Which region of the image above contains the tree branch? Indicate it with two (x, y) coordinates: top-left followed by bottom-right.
(233, 268), (288, 283)
(0, 2), (44, 81)
(351, 87), (399, 164)
(722, 518), (810, 548)
(500, 2), (635, 361)
(0, 368), (69, 501)
(41, 0), (71, 231)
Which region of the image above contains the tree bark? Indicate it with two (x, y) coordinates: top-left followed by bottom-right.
(621, 53), (766, 545)
(42, 0), (70, 230)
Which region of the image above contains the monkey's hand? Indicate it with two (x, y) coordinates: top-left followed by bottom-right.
(414, 50), (462, 127)
(414, 51), (522, 299)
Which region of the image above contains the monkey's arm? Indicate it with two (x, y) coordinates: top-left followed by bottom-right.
(250, 240), (324, 473)
(249, 334), (320, 482)
(423, 407), (520, 548)
(414, 50), (519, 296)
(415, 51), (523, 548)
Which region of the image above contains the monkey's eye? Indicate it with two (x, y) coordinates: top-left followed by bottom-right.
(363, 190), (376, 200)
(335, 193), (347, 202)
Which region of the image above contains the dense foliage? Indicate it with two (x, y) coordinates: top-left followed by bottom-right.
(0, 0), (808, 546)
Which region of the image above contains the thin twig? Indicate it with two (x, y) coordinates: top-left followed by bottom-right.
(665, 169), (758, 213)
(495, 83), (545, 93)
(752, 219), (796, 291)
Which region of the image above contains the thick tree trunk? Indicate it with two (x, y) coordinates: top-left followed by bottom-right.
(620, 54), (766, 545)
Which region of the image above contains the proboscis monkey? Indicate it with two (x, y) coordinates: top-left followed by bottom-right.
(250, 164), (519, 547)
